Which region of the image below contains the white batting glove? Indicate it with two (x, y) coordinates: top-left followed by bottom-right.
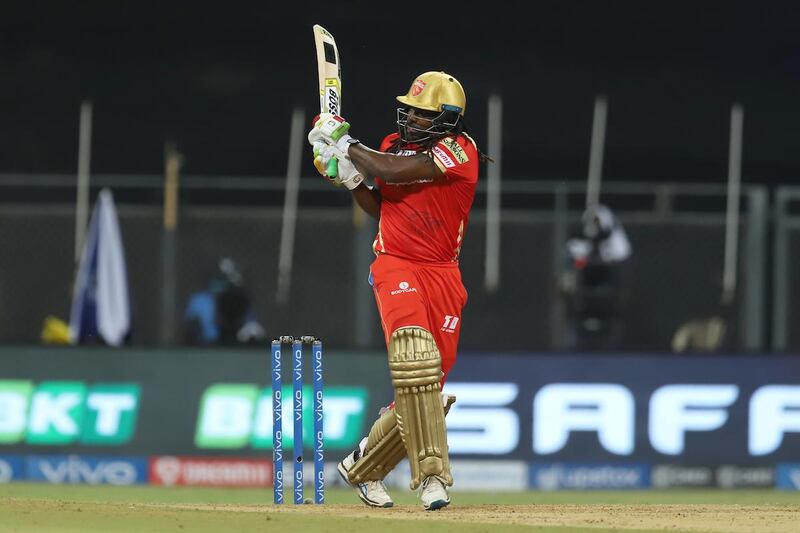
(336, 155), (364, 190)
(312, 141), (338, 183)
(313, 142), (363, 190)
(308, 113), (359, 153)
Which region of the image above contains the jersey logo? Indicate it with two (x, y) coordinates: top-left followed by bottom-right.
(441, 138), (469, 164)
(390, 281), (418, 296)
(432, 146), (456, 168)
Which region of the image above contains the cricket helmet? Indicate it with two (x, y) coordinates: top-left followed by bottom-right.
(396, 71), (466, 116)
(396, 71), (466, 142)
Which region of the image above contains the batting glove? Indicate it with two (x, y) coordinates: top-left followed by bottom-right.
(312, 141), (338, 184)
(313, 142), (363, 190)
(308, 113), (360, 153)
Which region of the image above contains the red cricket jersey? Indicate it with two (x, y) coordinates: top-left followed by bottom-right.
(372, 132), (479, 263)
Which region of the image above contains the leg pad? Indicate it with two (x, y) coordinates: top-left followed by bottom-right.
(389, 327), (452, 489)
(348, 394), (455, 483)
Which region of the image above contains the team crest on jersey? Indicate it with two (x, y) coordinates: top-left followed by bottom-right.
(411, 79), (426, 96)
(441, 138), (469, 164)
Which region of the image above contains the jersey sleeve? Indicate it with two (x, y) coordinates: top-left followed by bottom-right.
(374, 133), (402, 188)
(431, 135), (479, 183)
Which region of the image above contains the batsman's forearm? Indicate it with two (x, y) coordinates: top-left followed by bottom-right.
(348, 144), (431, 182)
(350, 183), (381, 220)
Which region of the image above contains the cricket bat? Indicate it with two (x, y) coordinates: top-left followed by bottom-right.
(313, 24), (342, 178)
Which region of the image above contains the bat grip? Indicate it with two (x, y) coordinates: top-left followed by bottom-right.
(326, 158), (339, 178)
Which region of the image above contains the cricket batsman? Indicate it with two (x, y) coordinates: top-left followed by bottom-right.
(308, 71), (488, 510)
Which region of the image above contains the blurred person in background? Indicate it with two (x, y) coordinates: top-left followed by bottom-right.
(182, 257), (265, 346)
(308, 71), (489, 510)
(558, 204), (633, 351)
(41, 315), (71, 345)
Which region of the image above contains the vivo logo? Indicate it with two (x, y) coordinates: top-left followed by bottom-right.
(272, 351), (281, 380)
(30, 455), (144, 485)
(314, 350), (323, 383)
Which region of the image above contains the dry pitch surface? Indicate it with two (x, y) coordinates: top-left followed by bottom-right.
(262, 502), (799, 532)
(1, 484), (799, 533)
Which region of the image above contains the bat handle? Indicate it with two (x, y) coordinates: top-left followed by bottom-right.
(326, 158), (339, 178)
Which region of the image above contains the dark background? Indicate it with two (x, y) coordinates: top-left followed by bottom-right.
(3, 2), (800, 184)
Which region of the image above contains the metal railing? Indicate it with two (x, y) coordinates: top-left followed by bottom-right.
(0, 173), (791, 352)
(772, 187), (800, 351)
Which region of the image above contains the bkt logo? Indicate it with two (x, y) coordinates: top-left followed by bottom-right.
(195, 383), (368, 450)
(442, 383), (800, 457)
(0, 381), (141, 446)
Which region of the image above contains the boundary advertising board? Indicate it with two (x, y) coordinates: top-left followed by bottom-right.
(1, 349), (798, 467)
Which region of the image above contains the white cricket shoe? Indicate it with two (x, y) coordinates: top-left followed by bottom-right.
(420, 475), (450, 511)
(337, 438), (394, 508)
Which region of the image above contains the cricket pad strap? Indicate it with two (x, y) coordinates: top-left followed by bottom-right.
(347, 394), (456, 484)
(392, 327), (452, 489)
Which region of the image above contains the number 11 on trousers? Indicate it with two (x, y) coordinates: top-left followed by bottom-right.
(441, 315), (459, 332)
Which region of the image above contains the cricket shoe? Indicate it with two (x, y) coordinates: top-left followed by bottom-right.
(337, 438), (394, 508)
(420, 475), (450, 511)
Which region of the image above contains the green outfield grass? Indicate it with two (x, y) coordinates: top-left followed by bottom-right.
(1, 483), (798, 533)
(2, 483), (800, 505)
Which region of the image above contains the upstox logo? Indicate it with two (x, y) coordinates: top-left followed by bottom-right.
(194, 383), (368, 451)
(0, 381), (140, 446)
